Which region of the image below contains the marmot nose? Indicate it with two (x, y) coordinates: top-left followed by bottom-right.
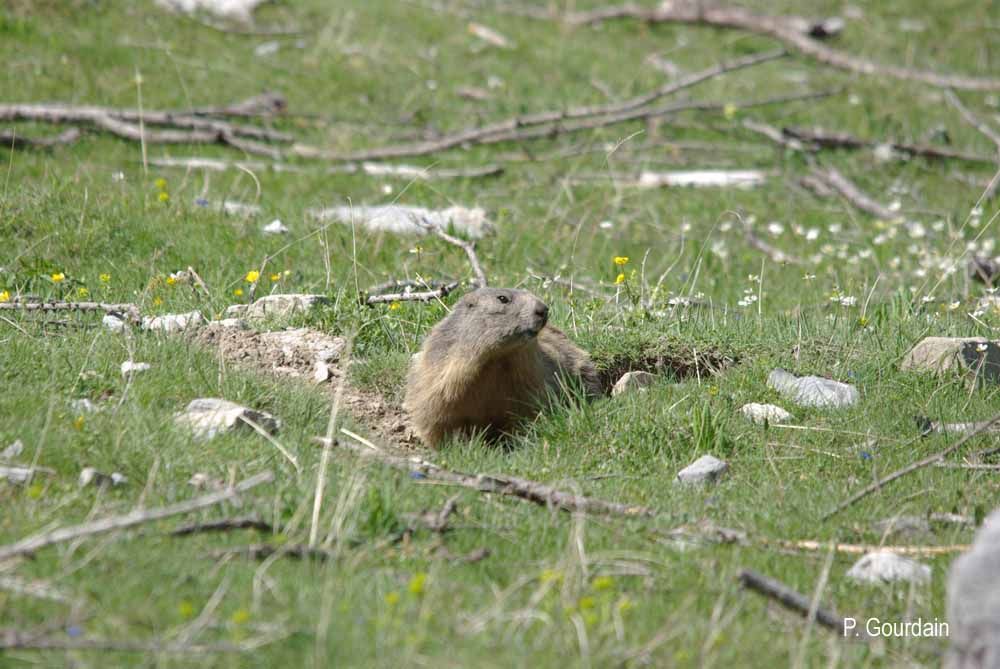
(535, 303), (549, 322)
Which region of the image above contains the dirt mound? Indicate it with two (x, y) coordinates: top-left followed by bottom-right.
(595, 345), (735, 394)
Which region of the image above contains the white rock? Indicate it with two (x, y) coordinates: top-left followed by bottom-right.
(245, 294), (331, 319)
(676, 455), (729, 485)
(637, 170), (769, 190)
(254, 41), (280, 57)
(262, 219), (288, 234)
(224, 304), (248, 317)
(120, 361), (151, 377)
(209, 318), (248, 329)
(741, 403), (792, 424)
(188, 472), (225, 490)
(313, 361), (332, 383)
(308, 205), (493, 239)
(901, 337), (1000, 385)
(1, 440), (25, 460)
(0, 466), (35, 484)
(767, 369), (858, 408)
(947, 508), (1000, 667)
(70, 399), (98, 414)
(154, 0), (268, 22)
(846, 551), (931, 584)
(79, 467), (127, 488)
(611, 371), (656, 397)
(103, 314), (127, 332)
(174, 398), (280, 440)
(142, 310), (204, 333)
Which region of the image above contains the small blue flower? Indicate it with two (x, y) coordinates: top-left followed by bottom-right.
(409, 471), (426, 480)
(860, 451), (873, 460)
(195, 198), (209, 207)
(67, 625), (83, 638)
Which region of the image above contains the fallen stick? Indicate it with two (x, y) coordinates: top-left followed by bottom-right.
(935, 462), (1000, 471)
(823, 411), (1000, 520)
(738, 569), (858, 636)
(0, 471), (273, 563)
(808, 166), (901, 220)
(183, 92), (288, 118)
(944, 90), (1000, 200)
(782, 126), (994, 163)
(418, 217), (489, 288)
(170, 516), (274, 536)
(565, 2), (1000, 91)
(744, 226), (804, 265)
(148, 156), (504, 180)
(365, 282), (459, 305)
(367, 278), (456, 294)
(289, 50), (787, 162)
(210, 543), (336, 561)
(918, 416), (1000, 436)
(0, 299), (141, 323)
(322, 430), (653, 517)
(0, 128), (81, 149)
(769, 538), (969, 556)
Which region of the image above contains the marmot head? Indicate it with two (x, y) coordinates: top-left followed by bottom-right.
(430, 288), (550, 361)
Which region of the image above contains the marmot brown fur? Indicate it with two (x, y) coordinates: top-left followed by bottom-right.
(404, 288), (601, 447)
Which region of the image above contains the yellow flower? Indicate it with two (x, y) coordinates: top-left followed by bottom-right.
(389, 301), (401, 311)
(77, 287), (89, 298)
(0, 290), (9, 302)
(245, 270), (260, 283)
(157, 191), (170, 202)
(154, 177), (168, 190)
(233, 288), (244, 297)
(51, 272), (65, 283)
(591, 576), (615, 591)
(99, 273), (111, 283)
(384, 591), (400, 606)
(269, 273), (281, 282)
(230, 608), (250, 625)
(858, 316), (870, 327)
(540, 569), (562, 584)
(27, 482), (44, 499)
(614, 273), (625, 285)
(578, 596), (596, 611)
(165, 275), (176, 286)
(152, 296), (163, 306)
(408, 572), (427, 596)
(73, 415), (85, 431)
(178, 601), (195, 619)
(723, 103), (738, 120)
(613, 256), (629, 266)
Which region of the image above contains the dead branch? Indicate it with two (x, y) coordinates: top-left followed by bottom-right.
(0, 128), (80, 149)
(321, 430), (653, 517)
(919, 416), (1000, 436)
(944, 90), (1000, 200)
(808, 166), (900, 220)
(823, 411), (1000, 519)
(418, 217), (489, 288)
(402, 494), (460, 533)
(368, 278), (456, 294)
(0, 471), (273, 563)
(0, 299), (141, 323)
(769, 538), (969, 556)
(565, 1), (1000, 91)
(935, 462), (1000, 471)
(783, 126), (994, 163)
(210, 543), (336, 561)
(148, 156), (504, 179)
(434, 545), (490, 563)
(738, 569), (860, 636)
(744, 226), (804, 265)
(365, 282), (459, 305)
(170, 516), (274, 536)
(184, 92), (288, 118)
(289, 50), (787, 162)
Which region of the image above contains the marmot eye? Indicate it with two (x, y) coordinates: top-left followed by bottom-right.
(496, 295), (510, 304)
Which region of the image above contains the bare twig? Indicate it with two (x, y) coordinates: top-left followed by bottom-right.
(184, 92), (288, 118)
(320, 430), (653, 517)
(0, 471), (273, 563)
(0, 128), (81, 150)
(823, 411), (1000, 519)
(744, 226), (804, 265)
(170, 516), (274, 536)
(402, 494), (460, 533)
(0, 299), (141, 323)
(210, 543), (336, 561)
(418, 217), (489, 288)
(808, 165), (901, 220)
(782, 126), (994, 163)
(769, 538), (969, 556)
(565, 1), (1000, 91)
(148, 156), (504, 179)
(365, 282), (459, 305)
(944, 89), (1000, 200)
(738, 569), (860, 637)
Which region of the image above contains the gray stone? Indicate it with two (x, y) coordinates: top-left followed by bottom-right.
(245, 294), (331, 320)
(1, 466), (36, 484)
(741, 402), (792, 424)
(313, 361), (332, 383)
(308, 204), (493, 239)
(947, 508), (1000, 668)
(102, 314), (127, 332)
(767, 369), (858, 408)
(262, 219), (289, 234)
(120, 361), (151, 377)
(70, 399), (98, 414)
(174, 398), (280, 440)
(901, 337), (1000, 386)
(676, 455), (728, 485)
(1, 440), (24, 460)
(611, 371), (656, 397)
(208, 318), (248, 329)
(142, 310), (204, 333)
(846, 551), (931, 585)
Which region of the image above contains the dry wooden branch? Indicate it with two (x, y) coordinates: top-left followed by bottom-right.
(808, 166), (900, 220)
(0, 128), (80, 149)
(738, 569), (857, 636)
(210, 543), (336, 561)
(368, 278), (456, 294)
(944, 90), (1000, 200)
(782, 126), (994, 163)
(170, 516), (274, 536)
(0, 299), (141, 323)
(321, 431), (653, 517)
(289, 50), (787, 162)
(918, 416), (1000, 436)
(148, 156), (504, 179)
(744, 226), (804, 265)
(770, 538), (969, 556)
(365, 282), (459, 305)
(935, 462), (1000, 471)
(0, 471), (273, 563)
(823, 411), (1000, 519)
(566, 1), (1000, 91)
(403, 494), (460, 533)
(418, 217), (489, 288)
(185, 92), (288, 118)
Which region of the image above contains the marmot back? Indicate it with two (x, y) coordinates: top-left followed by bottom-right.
(404, 288), (601, 447)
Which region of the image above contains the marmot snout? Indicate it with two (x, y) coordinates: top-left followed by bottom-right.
(404, 288), (601, 447)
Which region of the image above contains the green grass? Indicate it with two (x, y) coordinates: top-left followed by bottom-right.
(3, 0), (1000, 666)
